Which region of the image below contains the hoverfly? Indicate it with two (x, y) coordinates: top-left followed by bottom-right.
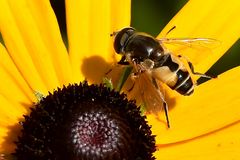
(111, 27), (218, 128)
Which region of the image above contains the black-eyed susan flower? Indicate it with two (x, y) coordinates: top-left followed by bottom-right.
(0, 0), (155, 159)
(0, 0), (240, 160)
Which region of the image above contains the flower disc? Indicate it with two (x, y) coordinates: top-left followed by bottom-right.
(14, 82), (156, 160)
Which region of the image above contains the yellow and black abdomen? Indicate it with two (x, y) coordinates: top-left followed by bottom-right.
(152, 54), (194, 96)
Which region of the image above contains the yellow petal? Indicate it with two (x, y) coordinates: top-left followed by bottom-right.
(0, 67), (31, 105)
(0, 126), (19, 153)
(66, 0), (91, 82)
(26, 0), (73, 85)
(66, 0), (131, 82)
(158, 0), (240, 74)
(0, 0), (48, 95)
(110, 0), (131, 59)
(111, 0), (131, 31)
(0, 95), (27, 153)
(155, 121), (240, 160)
(148, 66), (240, 144)
(0, 44), (36, 104)
(0, 127), (10, 152)
(0, 95), (26, 126)
(0, 0), (59, 93)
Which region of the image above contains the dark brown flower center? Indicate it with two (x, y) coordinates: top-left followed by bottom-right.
(14, 82), (156, 160)
(71, 110), (120, 156)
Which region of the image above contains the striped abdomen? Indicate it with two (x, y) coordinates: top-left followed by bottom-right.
(152, 54), (194, 96)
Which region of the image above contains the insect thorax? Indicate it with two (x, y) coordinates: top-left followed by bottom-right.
(124, 34), (164, 63)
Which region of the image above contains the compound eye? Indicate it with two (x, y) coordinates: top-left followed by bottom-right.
(113, 27), (135, 53)
(119, 33), (129, 47)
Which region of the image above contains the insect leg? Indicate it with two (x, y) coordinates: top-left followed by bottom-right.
(110, 31), (119, 37)
(118, 55), (130, 65)
(152, 78), (170, 128)
(163, 100), (170, 128)
(105, 68), (113, 75)
(105, 63), (121, 75)
(105, 55), (130, 75)
(188, 61), (216, 78)
(128, 69), (141, 92)
(178, 55), (217, 79)
(127, 81), (135, 92)
(165, 26), (176, 37)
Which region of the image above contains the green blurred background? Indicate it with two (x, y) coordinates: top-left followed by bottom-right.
(131, 0), (187, 36)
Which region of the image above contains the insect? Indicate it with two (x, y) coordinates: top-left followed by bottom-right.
(112, 27), (218, 128)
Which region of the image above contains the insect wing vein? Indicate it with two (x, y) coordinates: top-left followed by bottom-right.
(130, 66), (165, 115)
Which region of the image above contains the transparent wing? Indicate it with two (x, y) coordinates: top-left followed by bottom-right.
(105, 63), (128, 89)
(158, 38), (221, 65)
(158, 37), (221, 49)
(127, 65), (165, 115)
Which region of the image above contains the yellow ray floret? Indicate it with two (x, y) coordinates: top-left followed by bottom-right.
(155, 121), (240, 160)
(0, 0), (49, 95)
(0, 0), (62, 93)
(66, 0), (131, 82)
(66, 0), (91, 82)
(159, 0), (240, 74)
(110, 0), (131, 32)
(0, 95), (27, 153)
(26, 0), (73, 85)
(0, 44), (36, 104)
(6, 0), (60, 90)
(148, 66), (240, 144)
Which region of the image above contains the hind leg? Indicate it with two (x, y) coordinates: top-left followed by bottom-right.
(152, 78), (170, 128)
(178, 55), (217, 80)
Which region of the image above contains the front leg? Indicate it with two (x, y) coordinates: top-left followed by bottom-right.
(105, 55), (129, 75)
(118, 55), (130, 65)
